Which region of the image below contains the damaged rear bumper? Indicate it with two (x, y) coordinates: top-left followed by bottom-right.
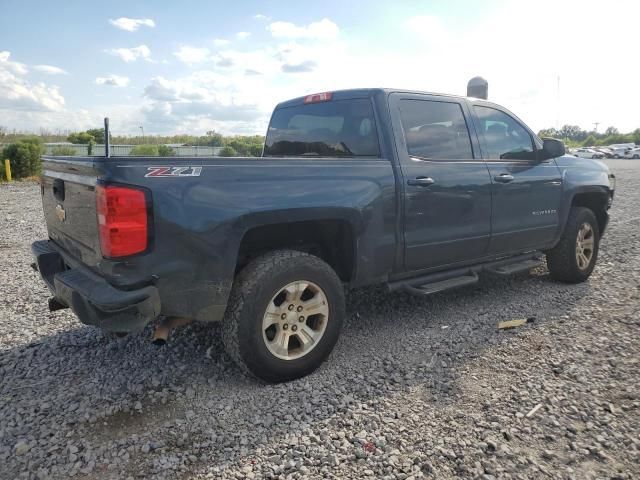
(31, 240), (160, 332)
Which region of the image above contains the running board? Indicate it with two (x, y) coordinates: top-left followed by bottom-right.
(403, 273), (479, 296)
(388, 251), (543, 297)
(485, 258), (543, 276)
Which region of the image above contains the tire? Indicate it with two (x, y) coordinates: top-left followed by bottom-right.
(546, 207), (600, 283)
(614, 155), (620, 159)
(633, 154), (639, 159)
(221, 250), (345, 383)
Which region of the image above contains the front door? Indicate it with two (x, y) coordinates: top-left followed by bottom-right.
(389, 93), (493, 272)
(470, 104), (563, 254)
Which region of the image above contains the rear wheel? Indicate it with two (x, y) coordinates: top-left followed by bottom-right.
(546, 207), (600, 283)
(221, 250), (344, 382)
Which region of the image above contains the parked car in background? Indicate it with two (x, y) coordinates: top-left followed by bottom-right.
(624, 147), (640, 159)
(574, 148), (605, 159)
(593, 147), (614, 158)
(609, 146), (631, 158)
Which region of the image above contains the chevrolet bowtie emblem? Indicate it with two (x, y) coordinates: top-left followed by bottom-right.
(55, 204), (66, 222)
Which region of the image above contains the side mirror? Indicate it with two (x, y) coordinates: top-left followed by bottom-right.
(540, 138), (565, 160)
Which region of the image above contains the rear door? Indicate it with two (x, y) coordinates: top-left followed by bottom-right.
(389, 93), (492, 272)
(470, 104), (563, 254)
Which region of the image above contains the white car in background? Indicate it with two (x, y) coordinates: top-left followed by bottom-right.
(624, 147), (640, 159)
(574, 148), (605, 159)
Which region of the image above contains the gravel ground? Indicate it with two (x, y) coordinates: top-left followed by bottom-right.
(1, 160), (639, 480)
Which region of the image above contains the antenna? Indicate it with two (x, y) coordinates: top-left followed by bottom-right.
(104, 117), (110, 158)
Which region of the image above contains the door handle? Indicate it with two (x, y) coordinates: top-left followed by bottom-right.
(494, 173), (514, 183)
(407, 176), (435, 187)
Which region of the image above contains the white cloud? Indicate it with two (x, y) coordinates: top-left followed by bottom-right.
(95, 75), (130, 87)
(236, 31), (251, 39)
(0, 51), (28, 75)
(268, 18), (339, 40)
(173, 46), (210, 65)
(0, 51), (64, 112)
(213, 39), (230, 47)
(253, 14), (269, 20)
(33, 65), (67, 75)
(109, 17), (155, 32)
(141, 72), (266, 134)
(105, 45), (151, 63)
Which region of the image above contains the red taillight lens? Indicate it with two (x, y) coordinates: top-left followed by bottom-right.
(96, 185), (148, 258)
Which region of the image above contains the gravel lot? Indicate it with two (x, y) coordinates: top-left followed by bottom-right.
(1, 160), (639, 480)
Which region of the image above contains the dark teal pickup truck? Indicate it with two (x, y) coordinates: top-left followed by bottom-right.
(32, 88), (615, 382)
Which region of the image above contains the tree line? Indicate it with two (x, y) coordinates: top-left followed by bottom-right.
(0, 126), (265, 158)
(538, 126), (640, 148)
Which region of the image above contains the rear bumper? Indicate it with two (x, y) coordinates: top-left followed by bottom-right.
(31, 240), (160, 332)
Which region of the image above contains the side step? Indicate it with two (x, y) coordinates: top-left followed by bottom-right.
(389, 251), (543, 298)
(485, 258), (543, 276)
(403, 273), (479, 297)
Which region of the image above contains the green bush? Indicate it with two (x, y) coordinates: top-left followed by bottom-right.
(130, 144), (159, 156)
(0, 159), (6, 181)
(249, 144), (263, 157)
(2, 137), (44, 179)
(157, 145), (176, 157)
(219, 146), (237, 157)
(51, 146), (77, 156)
(67, 132), (94, 144)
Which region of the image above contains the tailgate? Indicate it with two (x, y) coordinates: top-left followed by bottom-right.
(41, 157), (102, 266)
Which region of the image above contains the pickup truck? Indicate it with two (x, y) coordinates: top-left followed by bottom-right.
(32, 88), (615, 382)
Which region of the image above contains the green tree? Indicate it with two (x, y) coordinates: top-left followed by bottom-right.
(581, 134), (597, 147)
(157, 145), (176, 156)
(130, 144), (159, 156)
(219, 146), (237, 157)
(2, 137), (44, 179)
(67, 132), (93, 144)
(538, 128), (560, 138)
(85, 128), (105, 144)
(205, 130), (224, 146)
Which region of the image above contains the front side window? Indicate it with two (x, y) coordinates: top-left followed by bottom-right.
(398, 99), (473, 160)
(474, 106), (535, 160)
(264, 99), (380, 157)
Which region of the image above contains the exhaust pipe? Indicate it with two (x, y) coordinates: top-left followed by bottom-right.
(152, 316), (191, 345)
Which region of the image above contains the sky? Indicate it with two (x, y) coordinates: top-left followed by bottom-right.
(1, 0), (639, 137)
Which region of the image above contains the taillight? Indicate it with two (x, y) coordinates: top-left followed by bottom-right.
(96, 185), (148, 258)
(304, 92), (333, 103)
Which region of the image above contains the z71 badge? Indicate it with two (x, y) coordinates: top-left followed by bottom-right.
(145, 166), (202, 178)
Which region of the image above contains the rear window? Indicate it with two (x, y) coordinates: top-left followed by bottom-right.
(263, 99), (380, 157)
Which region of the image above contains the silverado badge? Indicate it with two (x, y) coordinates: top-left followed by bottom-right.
(55, 204), (66, 222)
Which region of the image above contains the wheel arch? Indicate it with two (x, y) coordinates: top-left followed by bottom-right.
(234, 209), (361, 283)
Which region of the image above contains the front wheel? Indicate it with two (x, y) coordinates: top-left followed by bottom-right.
(221, 250), (345, 382)
(546, 207), (600, 283)
(633, 154), (639, 159)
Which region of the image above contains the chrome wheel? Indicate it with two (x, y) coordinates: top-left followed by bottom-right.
(576, 223), (595, 270)
(262, 281), (329, 360)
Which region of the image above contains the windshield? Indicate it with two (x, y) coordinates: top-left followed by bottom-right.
(263, 98), (380, 157)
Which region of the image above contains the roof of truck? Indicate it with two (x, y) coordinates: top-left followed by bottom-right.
(275, 87), (496, 110)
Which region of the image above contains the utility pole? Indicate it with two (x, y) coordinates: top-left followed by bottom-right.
(593, 122), (600, 133)
(139, 126), (145, 144)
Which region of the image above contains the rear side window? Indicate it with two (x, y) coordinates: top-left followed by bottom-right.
(398, 99), (473, 160)
(264, 99), (380, 157)
(474, 106), (535, 161)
